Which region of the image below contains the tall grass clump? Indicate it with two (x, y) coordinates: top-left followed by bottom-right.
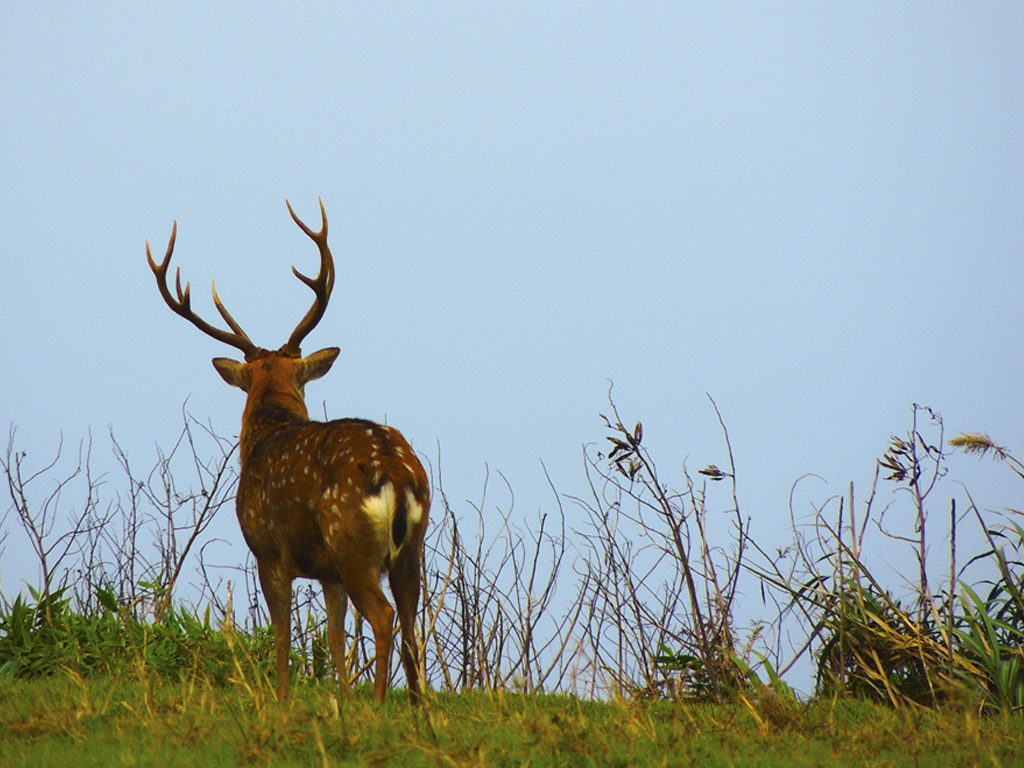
(754, 405), (1024, 712)
(0, 581), (283, 687)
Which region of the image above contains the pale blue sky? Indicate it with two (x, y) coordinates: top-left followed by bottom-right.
(2, 4), (1022, 627)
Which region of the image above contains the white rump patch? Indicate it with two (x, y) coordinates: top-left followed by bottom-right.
(405, 489), (425, 527)
(361, 482), (397, 562)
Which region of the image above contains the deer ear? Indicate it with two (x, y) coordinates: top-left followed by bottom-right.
(213, 357), (251, 391)
(300, 347), (340, 384)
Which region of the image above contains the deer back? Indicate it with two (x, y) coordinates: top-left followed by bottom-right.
(237, 413), (430, 584)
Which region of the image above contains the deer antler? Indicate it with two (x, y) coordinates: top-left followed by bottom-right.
(146, 222), (260, 360)
(283, 198), (335, 354)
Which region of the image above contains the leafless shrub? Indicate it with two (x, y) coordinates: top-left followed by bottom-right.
(1, 428), (108, 620)
(417, 463), (581, 694)
(2, 409), (236, 623)
(567, 393), (750, 699)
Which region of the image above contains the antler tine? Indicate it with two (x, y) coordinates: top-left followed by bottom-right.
(283, 198), (335, 353)
(212, 281), (252, 339)
(146, 222), (259, 359)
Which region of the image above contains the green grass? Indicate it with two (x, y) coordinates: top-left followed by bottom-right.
(2, 676), (1022, 767)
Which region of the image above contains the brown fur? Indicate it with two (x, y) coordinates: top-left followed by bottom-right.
(216, 349), (430, 704)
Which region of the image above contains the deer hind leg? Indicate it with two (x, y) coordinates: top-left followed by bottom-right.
(340, 569), (395, 703)
(389, 547), (423, 705)
(257, 560), (294, 701)
(322, 582), (349, 694)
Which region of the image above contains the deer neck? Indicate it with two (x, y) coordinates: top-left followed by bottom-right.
(238, 384), (310, 465)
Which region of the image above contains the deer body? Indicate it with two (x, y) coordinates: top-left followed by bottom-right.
(147, 201), (428, 704)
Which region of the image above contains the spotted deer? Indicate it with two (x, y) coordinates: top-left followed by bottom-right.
(146, 200), (429, 704)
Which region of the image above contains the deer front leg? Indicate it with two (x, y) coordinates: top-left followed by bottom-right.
(257, 560), (294, 701)
(323, 582), (349, 696)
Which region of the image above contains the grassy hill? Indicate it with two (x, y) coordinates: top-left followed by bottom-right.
(3, 676), (1022, 767)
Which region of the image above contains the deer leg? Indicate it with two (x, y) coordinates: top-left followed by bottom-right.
(389, 550), (423, 705)
(322, 582), (349, 695)
(257, 561), (293, 701)
(342, 574), (395, 703)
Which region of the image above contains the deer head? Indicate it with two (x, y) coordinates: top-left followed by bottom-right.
(146, 200), (429, 704)
(147, 201), (338, 447)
